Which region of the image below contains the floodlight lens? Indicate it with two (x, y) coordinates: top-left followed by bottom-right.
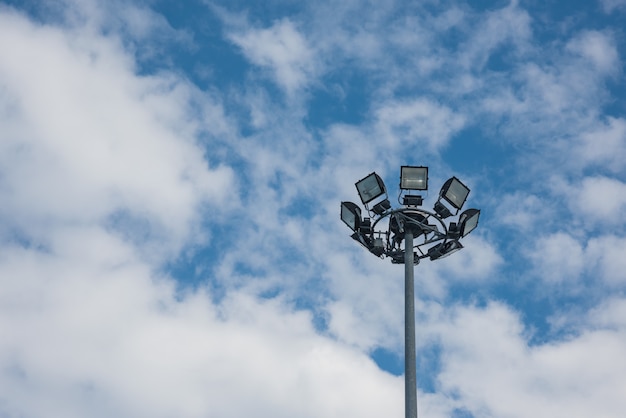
(460, 209), (480, 237)
(442, 177), (470, 209)
(373, 199), (391, 215)
(400, 166), (428, 190)
(341, 202), (361, 231)
(356, 173), (386, 204)
(428, 240), (463, 260)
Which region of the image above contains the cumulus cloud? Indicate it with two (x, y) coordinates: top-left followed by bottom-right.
(0, 6), (408, 418)
(526, 230), (626, 288)
(566, 30), (620, 76)
(494, 192), (556, 231)
(473, 28), (620, 148)
(585, 235), (626, 286)
(430, 302), (626, 418)
(374, 99), (466, 151)
(0, 238), (404, 418)
(0, 8), (235, 256)
(574, 117), (626, 174)
(457, 0), (532, 71)
(430, 236), (503, 283)
(527, 232), (586, 285)
(2, 0), (626, 417)
(227, 18), (318, 95)
(561, 176), (626, 228)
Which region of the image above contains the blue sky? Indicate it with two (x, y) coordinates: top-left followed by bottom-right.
(1, 0), (625, 417)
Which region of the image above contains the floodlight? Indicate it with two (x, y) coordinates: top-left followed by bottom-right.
(434, 201), (452, 218)
(360, 217), (372, 235)
(341, 201), (362, 232)
(373, 199), (391, 215)
(440, 177), (470, 210)
(459, 209), (480, 237)
(400, 166), (428, 190)
(370, 237), (385, 256)
(427, 240), (463, 260)
(356, 172), (387, 205)
(351, 232), (371, 249)
(342, 164), (481, 418)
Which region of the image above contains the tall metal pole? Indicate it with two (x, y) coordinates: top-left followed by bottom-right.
(404, 229), (417, 418)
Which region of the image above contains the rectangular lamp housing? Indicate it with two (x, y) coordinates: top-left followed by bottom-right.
(442, 177), (470, 210)
(400, 166), (428, 190)
(356, 172), (387, 204)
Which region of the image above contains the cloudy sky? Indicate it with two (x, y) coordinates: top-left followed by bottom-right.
(1, 0), (625, 417)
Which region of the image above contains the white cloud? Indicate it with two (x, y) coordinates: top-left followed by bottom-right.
(0, 6), (403, 405)
(430, 302), (626, 418)
(0, 9), (235, 256)
(588, 297), (626, 328)
(574, 117), (626, 174)
(474, 27), (619, 146)
(322, 251), (406, 350)
(564, 176), (626, 227)
(2, 1), (626, 417)
(513, 60), (596, 121)
(0, 234), (405, 418)
(494, 192), (555, 231)
(566, 30), (620, 76)
(601, 0), (626, 13)
(458, 1), (532, 71)
(228, 19), (318, 95)
(527, 230), (626, 287)
(374, 99), (466, 151)
(431, 236), (503, 283)
(527, 232), (585, 284)
(586, 235), (626, 286)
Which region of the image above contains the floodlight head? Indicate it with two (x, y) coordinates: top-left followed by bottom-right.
(359, 217), (372, 235)
(341, 201), (362, 232)
(370, 238), (385, 256)
(440, 177), (470, 210)
(434, 200), (452, 218)
(372, 199), (391, 215)
(427, 240), (463, 260)
(355, 172), (387, 205)
(351, 232), (371, 249)
(400, 166), (428, 190)
(459, 209), (480, 237)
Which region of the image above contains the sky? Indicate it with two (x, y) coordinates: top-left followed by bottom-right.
(0, 0), (625, 417)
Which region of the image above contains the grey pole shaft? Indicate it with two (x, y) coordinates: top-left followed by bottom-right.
(404, 229), (417, 418)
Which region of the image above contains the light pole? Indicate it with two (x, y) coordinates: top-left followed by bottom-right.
(340, 166), (480, 418)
